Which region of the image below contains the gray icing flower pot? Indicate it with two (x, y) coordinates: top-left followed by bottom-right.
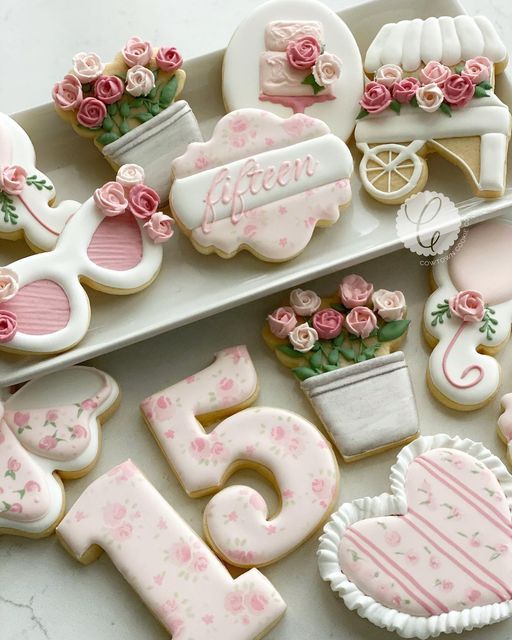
(300, 352), (419, 462)
(102, 100), (202, 203)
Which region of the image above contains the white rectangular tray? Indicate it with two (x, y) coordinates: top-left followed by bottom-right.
(2, 0), (512, 386)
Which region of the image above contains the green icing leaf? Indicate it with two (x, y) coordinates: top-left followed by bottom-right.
(479, 81), (492, 90)
(301, 73), (324, 95)
(0, 191), (18, 225)
(26, 175), (52, 191)
(330, 303), (345, 313)
(107, 103), (118, 116)
(328, 349), (339, 365)
(410, 96), (419, 108)
(82, 83), (92, 93)
(136, 112), (154, 123)
(310, 350), (323, 369)
(97, 132), (120, 146)
(356, 108), (369, 119)
(323, 364), (339, 372)
(332, 334), (345, 348)
(277, 344), (304, 359)
(439, 102), (452, 117)
(119, 119), (130, 135)
(159, 75), (178, 108)
(119, 102), (130, 117)
(150, 104), (161, 116)
(148, 87), (158, 99)
(102, 116), (114, 132)
(377, 319), (410, 342)
(390, 99), (401, 114)
(455, 65), (464, 74)
(340, 347), (356, 362)
(130, 98), (144, 108)
(292, 367), (317, 381)
(474, 85), (490, 98)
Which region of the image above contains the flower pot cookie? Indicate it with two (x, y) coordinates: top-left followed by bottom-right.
(169, 108), (353, 261)
(355, 15), (511, 204)
(319, 434), (512, 638)
(52, 37), (202, 201)
(263, 275), (419, 461)
(223, 0), (364, 141)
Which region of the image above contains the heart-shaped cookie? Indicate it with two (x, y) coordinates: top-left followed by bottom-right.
(318, 435), (512, 638)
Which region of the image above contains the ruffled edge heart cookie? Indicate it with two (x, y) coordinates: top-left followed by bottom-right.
(317, 434), (512, 639)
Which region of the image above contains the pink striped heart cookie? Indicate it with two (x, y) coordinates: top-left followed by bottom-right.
(318, 435), (512, 638)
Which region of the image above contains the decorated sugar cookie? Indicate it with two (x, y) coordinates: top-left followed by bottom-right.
(498, 394), (512, 464)
(0, 112), (80, 251)
(58, 460), (286, 640)
(319, 434), (512, 638)
(223, 0), (364, 141)
(170, 108), (353, 261)
(0, 366), (119, 538)
(0, 164), (174, 355)
(53, 37), (202, 200)
(262, 276), (418, 461)
(355, 15), (511, 204)
(140, 345), (339, 568)
(424, 220), (512, 410)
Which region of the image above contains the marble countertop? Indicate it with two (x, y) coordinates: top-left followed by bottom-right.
(1, 1), (512, 640)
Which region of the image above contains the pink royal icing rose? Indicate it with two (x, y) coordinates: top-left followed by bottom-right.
(225, 592), (245, 614)
(312, 52), (342, 87)
(449, 290), (485, 322)
(155, 46), (183, 72)
(143, 212), (175, 243)
(289, 288), (321, 316)
(39, 435), (58, 451)
(73, 424), (88, 438)
(76, 97), (107, 128)
(122, 36), (152, 67)
(0, 267), (19, 302)
(415, 83), (444, 113)
(52, 74), (83, 111)
(312, 308), (344, 339)
(24, 480), (41, 493)
(267, 306), (297, 339)
(103, 502), (127, 526)
(375, 63), (403, 88)
(10, 503), (22, 513)
(340, 274), (374, 308)
(128, 183), (160, 220)
(462, 57), (491, 84)
(392, 77), (421, 103)
(172, 542), (192, 565)
(245, 592), (268, 613)
(0, 165), (27, 196)
(345, 306), (378, 338)
(126, 65), (155, 97)
(7, 457), (21, 472)
(419, 61), (451, 87)
(360, 81), (392, 114)
(193, 554), (209, 572)
(94, 181), (128, 217)
(94, 75), (124, 105)
(116, 164), (145, 191)
(0, 310), (17, 343)
(443, 73), (475, 108)
(288, 322), (318, 353)
(371, 289), (406, 321)
(286, 36), (321, 70)
(72, 52), (105, 83)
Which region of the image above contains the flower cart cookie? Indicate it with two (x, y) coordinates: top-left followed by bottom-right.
(0, 112), (80, 251)
(53, 37), (202, 201)
(424, 219), (512, 411)
(0, 164), (174, 355)
(262, 275), (418, 462)
(318, 434), (512, 638)
(222, 0), (364, 141)
(58, 460), (286, 640)
(0, 365), (119, 538)
(355, 15), (511, 204)
(170, 108), (353, 262)
(141, 345), (339, 568)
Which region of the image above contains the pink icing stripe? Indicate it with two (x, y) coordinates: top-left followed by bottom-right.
(415, 458), (512, 539)
(403, 513), (511, 600)
(343, 533), (438, 616)
(17, 194), (59, 237)
(418, 455), (512, 530)
(441, 320), (484, 389)
(349, 528), (449, 613)
(259, 93), (335, 114)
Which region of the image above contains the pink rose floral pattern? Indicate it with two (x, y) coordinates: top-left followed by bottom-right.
(141, 345), (339, 567)
(57, 460), (286, 640)
(339, 448), (512, 616)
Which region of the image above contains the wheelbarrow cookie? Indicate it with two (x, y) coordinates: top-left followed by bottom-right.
(424, 219), (512, 411)
(355, 15), (511, 204)
(52, 37), (202, 201)
(262, 275), (419, 462)
(318, 434), (512, 638)
(222, 0), (364, 141)
(0, 164), (174, 355)
(0, 365), (119, 538)
(0, 112), (80, 251)
(169, 108), (353, 262)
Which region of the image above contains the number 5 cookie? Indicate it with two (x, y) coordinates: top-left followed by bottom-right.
(424, 220), (512, 410)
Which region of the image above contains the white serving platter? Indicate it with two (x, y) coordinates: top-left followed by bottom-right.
(1, 0), (512, 386)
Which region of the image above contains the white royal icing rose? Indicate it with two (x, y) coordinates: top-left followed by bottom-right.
(371, 289), (406, 321)
(415, 83), (444, 113)
(312, 52), (343, 87)
(72, 52), (105, 83)
(0, 267), (19, 302)
(288, 322), (319, 353)
(374, 63), (403, 88)
(116, 164), (145, 191)
(289, 288), (321, 316)
(126, 65), (155, 97)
